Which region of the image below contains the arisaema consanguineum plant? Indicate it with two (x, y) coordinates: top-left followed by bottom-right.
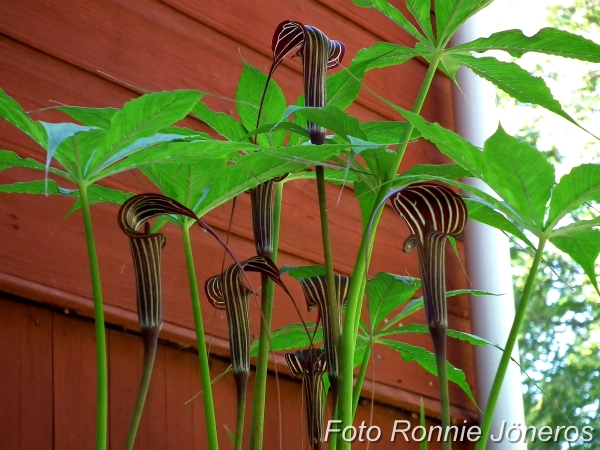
(1, 0), (600, 448)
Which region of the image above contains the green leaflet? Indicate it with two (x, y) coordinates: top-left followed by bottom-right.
(249, 324), (323, 358)
(379, 339), (478, 407)
(0, 180), (133, 214)
(0, 88), (47, 147)
(352, 0), (425, 42)
(367, 272), (421, 331)
(236, 61), (287, 147)
(351, 43), (421, 71)
(435, 0), (494, 45)
(326, 63), (367, 111)
(0, 149), (66, 177)
(547, 164), (600, 229)
(360, 121), (421, 144)
(141, 158), (227, 214)
(55, 106), (118, 129)
(406, 0), (435, 43)
(480, 127), (555, 232)
(354, 180), (379, 231)
(450, 54), (589, 135)
(282, 105), (367, 142)
(450, 27), (600, 63)
(464, 198), (535, 249)
(281, 265), (327, 279)
(192, 100), (249, 142)
(551, 229), (600, 294)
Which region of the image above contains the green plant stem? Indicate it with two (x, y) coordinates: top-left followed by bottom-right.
(337, 55), (441, 449)
(181, 224), (219, 450)
(432, 330), (451, 450)
(249, 182), (283, 450)
(125, 332), (158, 450)
(235, 383), (247, 450)
(476, 237), (547, 449)
(316, 165), (342, 402)
(79, 183), (108, 450)
(352, 339), (372, 415)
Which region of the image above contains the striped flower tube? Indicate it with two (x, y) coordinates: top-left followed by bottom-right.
(297, 273), (350, 403)
(286, 348), (328, 450)
(389, 182), (467, 333)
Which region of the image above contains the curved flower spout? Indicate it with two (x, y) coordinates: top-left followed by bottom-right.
(267, 20), (345, 144)
(286, 348), (328, 450)
(389, 183), (467, 332)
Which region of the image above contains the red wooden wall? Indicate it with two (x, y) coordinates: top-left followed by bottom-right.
(0, 0), (478, 448)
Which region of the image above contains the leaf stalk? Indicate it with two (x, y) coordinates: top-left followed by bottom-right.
(476, 235), (548, 449)
(181, 223), (220, 450)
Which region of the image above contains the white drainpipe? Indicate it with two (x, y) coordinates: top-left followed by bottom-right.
(451, 13), (527, 450)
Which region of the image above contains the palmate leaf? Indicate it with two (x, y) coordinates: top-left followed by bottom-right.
(450, 28), (600, 63)
(379, 339), (477, 407)
(352, 0), (425, 42)
(0, 88), (47, 147)
(241, 122), (309, 141)
(435, 0), (493, 45)
(450, 54), (589, 135)
(88, 90), (203, 174)
(551, 229), (600, 294)
(95, 138), (255, 180)
(367, 272), (420, 331)
(236, 62), (287, 147)
(547, 164), (600, 229)
(194, 142), (349, 216)
(40, 122), (98, 190)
